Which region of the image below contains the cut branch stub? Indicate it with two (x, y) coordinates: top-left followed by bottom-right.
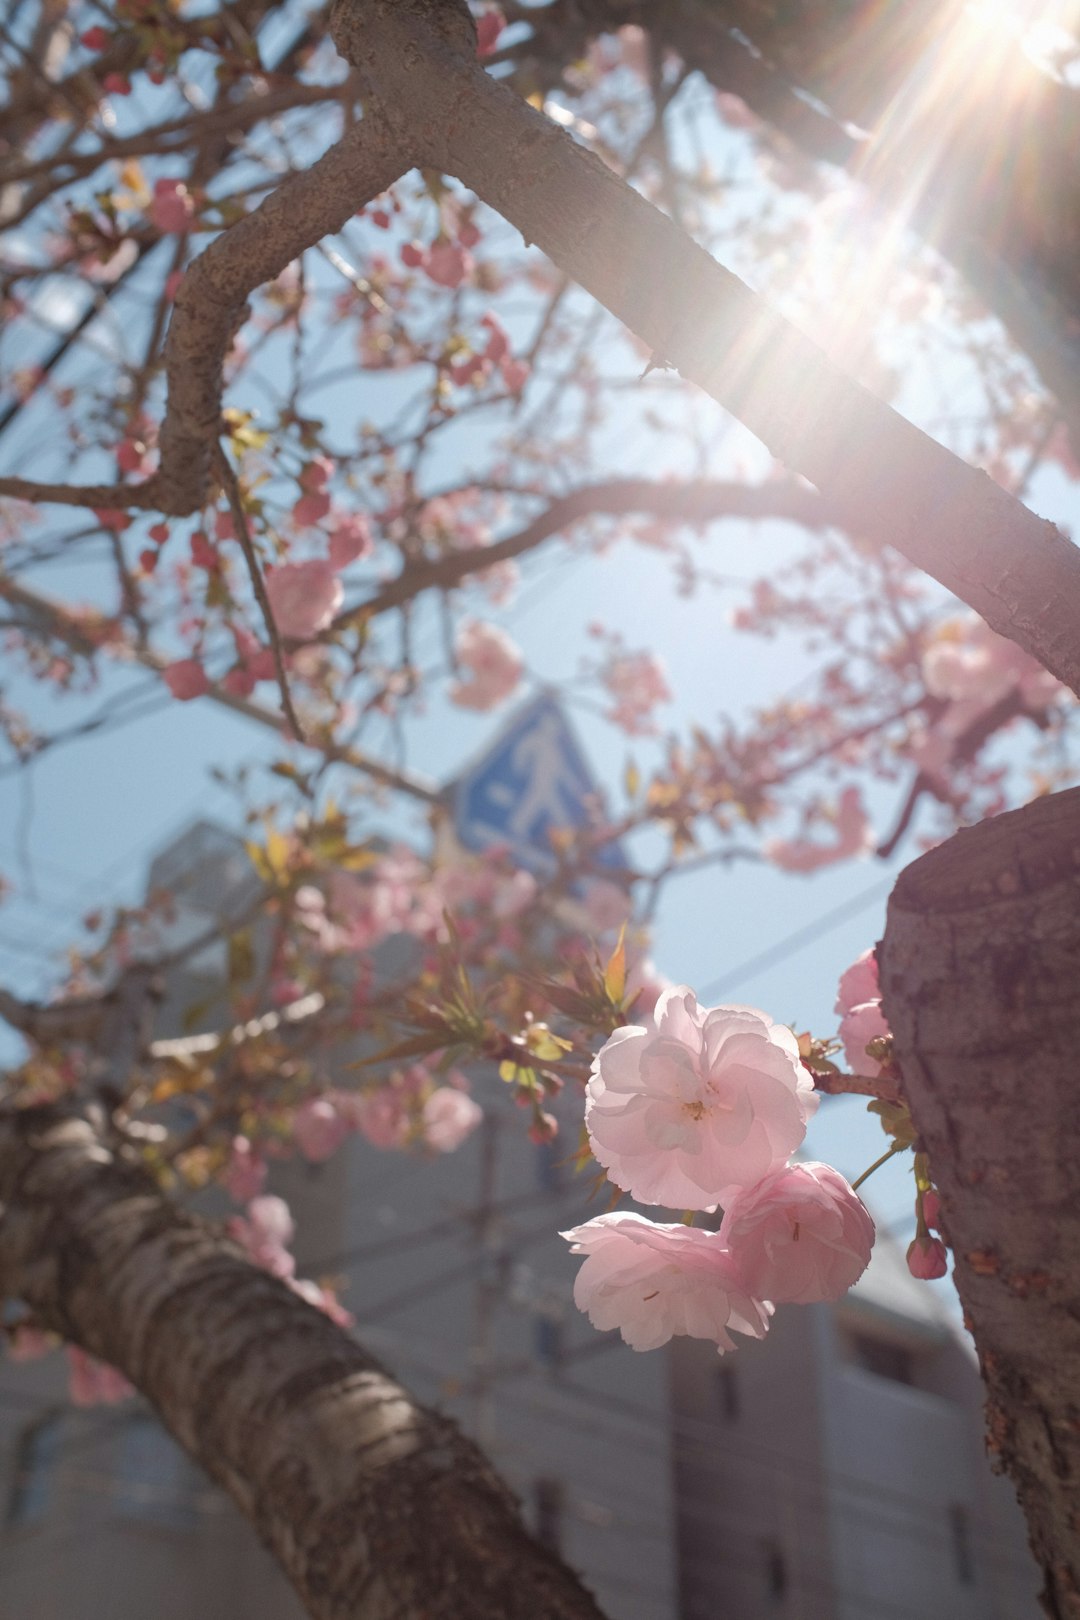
(880, 787), (1080, 1620)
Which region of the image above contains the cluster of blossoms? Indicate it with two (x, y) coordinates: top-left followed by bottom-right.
(562, 987), (875, 1353)
(912, 612), (1063, 786)
(450, 619), (524, 711)
(764, 785), (875, 875)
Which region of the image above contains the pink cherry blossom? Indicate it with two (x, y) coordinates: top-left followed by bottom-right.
(476, 9), (505, 56)
(328, 512), (373, 570)
(581, 877), (633, 934)
(839, 999), (890, 1076)
(449, 619), (523, 711)
(291, 490), (332, 528)
(348, 1084), (409, 1150)
(765, 786), (874, 874)
(163, 658), (209, 701)
(67, 1346), (133, 1407)
(561, 1212), (772, 1352)
(586, 987), (817, 1209)
(229, 1194), (295, 1278)
(224, 1135), (267, 1204)
(907, 1233), (948, 1280)
(602, 650), (671, 734)
(150, 178), (195, 235)
(922, 1188), (943, 1231)
(720, 1161), (874, 1304)
(834, 947), (880, 1018)
(265, 559), (343, 639)
(292, 1095), (350, 1163)
(423, 1086), (483, 1152)
(289, 1277), (353, 1328)
(425, 240), (473, 289)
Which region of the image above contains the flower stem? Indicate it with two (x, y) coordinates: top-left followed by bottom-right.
(851, 1141), (907, 1193)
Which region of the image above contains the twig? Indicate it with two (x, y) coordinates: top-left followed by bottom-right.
(212, 442), (304, 742)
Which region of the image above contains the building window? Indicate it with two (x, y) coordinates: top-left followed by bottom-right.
(716, 1364), (740, 1422)
(534, 1314), (564, 1373)
(535, 1139), (563, 1193)
(7, 1411), (62, 1529)
(848, 1332), (915, 1386)
(949, 1503), (975, 1585)
(534, 1477), (564, 1553)
(762, 1537), (788, 1602)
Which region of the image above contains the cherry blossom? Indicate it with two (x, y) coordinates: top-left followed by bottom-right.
(422, 1086), (484, 1152)
(839, 998), (890, 1077)
(265, 560), (343, 640)
(602, 650), (671, 734)
(328, 513), (373, 570)
(586, 988), (817, 1208)
(719, 1161), (875, 1304)
(581, 877), (633, 934)
(449, 619), (523, 711)
(425, 240), (473, 289)
(229, 1195), (296, 1279)
(67, 1345), (133, 1406)
(834, 947), (880, 1018)
(561, 1212), (772, 1352)
(476, 9), (505, 57)
(163, 658), (209, 701)
(292, 1095), (351, 1162)
(347, 1084), (410, 1150)
(224, 1135), (267, 1204)
(764, 786), (874, 874)
(149, 179), (195, 235)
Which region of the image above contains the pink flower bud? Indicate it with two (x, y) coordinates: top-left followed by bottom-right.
(906, 1234), (948, 1280)
(476, 9), (505, 56)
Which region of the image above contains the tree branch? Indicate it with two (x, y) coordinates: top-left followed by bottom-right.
(336, 474), (837, 630)
(0, 574), (439, 802)
(330, 0), (1080, 696)
(0, 112), (412, 517)
(0, 1105), (610, 1620)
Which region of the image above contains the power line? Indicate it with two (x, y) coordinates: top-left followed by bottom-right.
(698, 874), (893, 1001)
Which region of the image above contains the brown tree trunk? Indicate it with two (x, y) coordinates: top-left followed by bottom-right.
(0, 1107), (609, 1620)
(881, 786), (1080, 1620)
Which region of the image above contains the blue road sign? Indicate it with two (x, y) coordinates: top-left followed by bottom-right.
(453, 694), (628, 878)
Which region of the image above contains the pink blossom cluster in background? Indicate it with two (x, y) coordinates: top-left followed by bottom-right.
(449, 619), (523, 711)
(601, 649), (672, 735)
(764, 785), (875, 874)
(562, 986), (874, 1353)
(911, 612), (1064, 785)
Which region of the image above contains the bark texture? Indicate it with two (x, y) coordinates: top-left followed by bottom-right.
(0, 1108), (609, 1620)
(880, 788), (1080, 1620)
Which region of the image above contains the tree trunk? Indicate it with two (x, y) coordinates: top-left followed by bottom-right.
(880, 787), (1080, 1620)
(0, 1106), (609, 1620)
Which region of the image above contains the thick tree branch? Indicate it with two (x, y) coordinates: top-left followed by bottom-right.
(328, 0), (1080, 697)
(0, 112), (411, 517)
(881, 787), (1080, 1619)
(336, 474), (837, 630)
(0, 1106), (609, 1620)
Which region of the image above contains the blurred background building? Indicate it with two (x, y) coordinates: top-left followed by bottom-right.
(0, 795), (1042, 1619)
